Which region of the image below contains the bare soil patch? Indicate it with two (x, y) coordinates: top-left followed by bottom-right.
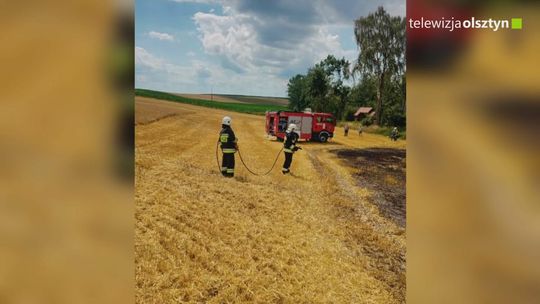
(332, 148), (406, 228)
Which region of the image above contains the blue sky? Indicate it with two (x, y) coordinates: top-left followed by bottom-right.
(135, 0), (405, 97)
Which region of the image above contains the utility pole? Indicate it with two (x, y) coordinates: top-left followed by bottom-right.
(211, 86), (213, 102)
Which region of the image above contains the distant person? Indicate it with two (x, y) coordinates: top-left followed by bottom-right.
(344, 123), (350, 137)
(358, 125), (363, 136)
(390, 127), (399, 141)
(282, 124), (301, 174)
(219, 116), (238, 177)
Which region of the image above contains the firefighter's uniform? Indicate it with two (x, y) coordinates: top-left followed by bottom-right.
(282, 126), (299, 174)
(219, 121), (237, 177)
(390, 127), (399, 141)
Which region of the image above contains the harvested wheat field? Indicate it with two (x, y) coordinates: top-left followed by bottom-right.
(175, 93), (247, 104)
(176, 93), (289, 107)
(135, 96), (406, 303)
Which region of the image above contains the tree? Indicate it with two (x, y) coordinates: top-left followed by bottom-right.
(354, 6), (405, 125)
(353, 75), (377, 108)
(305, 65), (330, 112)
(382, 75), (406, 127)
(318, 55), (351, 120)
(287, 74), (309, 111)
(348, 75), (377, 118)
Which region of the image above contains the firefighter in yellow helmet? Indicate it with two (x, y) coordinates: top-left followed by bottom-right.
(219, 116), (238, 177)
(282, 123), (301, 174)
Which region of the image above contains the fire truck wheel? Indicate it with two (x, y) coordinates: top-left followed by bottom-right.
(318, 132), (329, 143)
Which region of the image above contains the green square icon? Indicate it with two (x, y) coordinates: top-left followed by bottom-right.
(512, 18), (523, 30)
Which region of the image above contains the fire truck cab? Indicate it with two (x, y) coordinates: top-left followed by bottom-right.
(265, 109), (335, 142)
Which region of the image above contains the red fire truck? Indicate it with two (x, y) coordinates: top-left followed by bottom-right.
(265, 110), (336, 142)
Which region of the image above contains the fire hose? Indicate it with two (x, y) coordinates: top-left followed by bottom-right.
(215, 141), (283, 176)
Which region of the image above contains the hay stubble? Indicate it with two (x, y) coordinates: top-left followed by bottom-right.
(136, 97), (406, 303)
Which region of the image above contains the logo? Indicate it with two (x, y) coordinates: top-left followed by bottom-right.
(408, 17), (523, 32)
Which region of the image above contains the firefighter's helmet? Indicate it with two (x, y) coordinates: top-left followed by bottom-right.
(222, 116), (232, 126)
(287, 124), (297, 132)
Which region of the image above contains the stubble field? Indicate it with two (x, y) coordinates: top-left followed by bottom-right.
(135, 96), (406, 303)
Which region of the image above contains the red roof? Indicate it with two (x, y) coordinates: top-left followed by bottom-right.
(354, 107), (374, 116)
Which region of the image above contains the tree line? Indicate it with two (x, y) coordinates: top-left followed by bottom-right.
(287, 7), (406, 128)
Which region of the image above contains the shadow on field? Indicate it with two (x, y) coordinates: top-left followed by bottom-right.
(331, 148), (406, 228)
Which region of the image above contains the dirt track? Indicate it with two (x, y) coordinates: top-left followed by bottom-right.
(135, 97), (406, 303)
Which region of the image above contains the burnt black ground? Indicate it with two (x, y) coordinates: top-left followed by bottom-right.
(332, 148), (406, 228)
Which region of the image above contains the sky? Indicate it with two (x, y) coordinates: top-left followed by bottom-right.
(135, 0), (405, 97)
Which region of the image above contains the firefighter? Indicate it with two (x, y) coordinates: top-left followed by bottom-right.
(219, 116), (238, 177)
(282, 123), (301, 174)
(390, 127), (399, 141)
(344, 123), (350, 137)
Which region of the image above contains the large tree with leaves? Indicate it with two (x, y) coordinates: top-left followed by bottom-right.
(287, 74), (309, 111)
(305, 65), (330, 112)
(318, 55), (351, 120)
(354, 6), (405, 125)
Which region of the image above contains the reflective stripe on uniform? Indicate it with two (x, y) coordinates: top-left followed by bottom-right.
(220, 134), (229, 143)
(221, 167), (227, 171)
(282, 168), (289, 172)
(226, 169), (234, 173)
(283, 149), (293, 153)
(222, 148), (236, 153)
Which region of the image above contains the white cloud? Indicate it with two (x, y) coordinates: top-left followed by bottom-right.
(192, 12), (255, 72)
(136, 47), (216, 92)
(140, 0), (406, 96)
(192, 11), (355, 77)
(148, 31), (175, 41)
(171, 0), (219, 3)
(136, 47), (192, 75)
(191, 10), (360, 96)
(135, 46), (165, 69)
(135, 45), (287, 96)
(193, 61), (212, 79)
